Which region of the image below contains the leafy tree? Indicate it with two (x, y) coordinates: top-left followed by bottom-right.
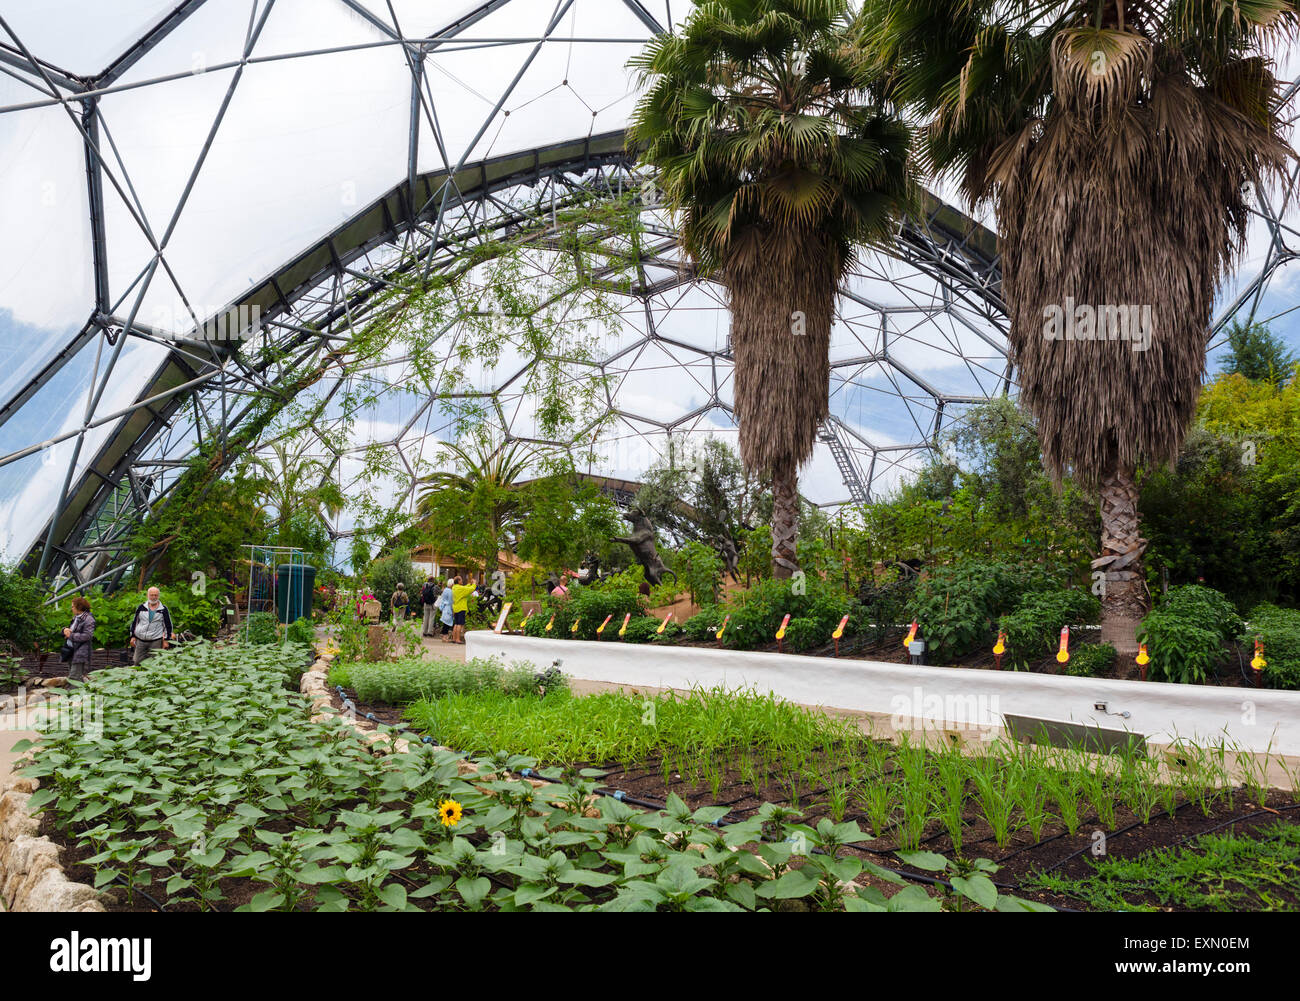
(366, 550), (422, 622)
(635, 438), (766, 551)
(629, 0), (913, 579)
(0, 562), (57, 654)
(677, 540), (724, 607)
(130, 465), (271, 587)
(1219, 320), (1297, 386)
(863, 0), (1292, 649)
(241, 440), (344, 551)
(415, 437), (535, 574)
(515, 472), (623, 575)
(1141, 372), (1300, 606)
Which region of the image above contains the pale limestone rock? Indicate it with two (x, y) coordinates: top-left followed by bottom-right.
(0, 791), (39, 840)
(18, 869), (99, 912)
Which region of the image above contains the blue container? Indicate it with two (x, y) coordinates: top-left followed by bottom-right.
(275, 564), (317, 624)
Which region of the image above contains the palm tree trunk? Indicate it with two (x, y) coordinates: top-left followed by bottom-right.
(771, 460), (799, 580)
(1094, 462), (1148, 654)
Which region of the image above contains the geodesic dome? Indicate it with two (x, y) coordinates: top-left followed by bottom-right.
(0, 1), (1296, 590)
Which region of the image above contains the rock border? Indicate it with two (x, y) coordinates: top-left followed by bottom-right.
(0, 757), (106, 913)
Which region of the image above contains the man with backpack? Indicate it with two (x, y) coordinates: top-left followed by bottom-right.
(420, 575), (439, 636)
(130, 587), (174, 666)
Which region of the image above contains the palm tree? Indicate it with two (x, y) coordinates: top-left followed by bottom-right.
(627, 0), (914, 578)
(416, 437), (535, 573)
(861, 0), (1292, 647)
(245, 442), (344, 540)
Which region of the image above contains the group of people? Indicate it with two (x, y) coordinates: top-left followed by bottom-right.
(384, 575), (476, 645)
(60, 586), (178, 682)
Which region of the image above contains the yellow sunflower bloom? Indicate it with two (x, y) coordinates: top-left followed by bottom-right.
(438, 799), (463, 827)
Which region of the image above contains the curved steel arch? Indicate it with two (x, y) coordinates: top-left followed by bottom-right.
(12, 126), (1006, 590)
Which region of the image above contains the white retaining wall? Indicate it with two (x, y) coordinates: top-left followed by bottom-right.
(466, 632), (1300, 757)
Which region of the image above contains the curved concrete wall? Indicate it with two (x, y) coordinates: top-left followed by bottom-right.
(466, 632), (1300, 760)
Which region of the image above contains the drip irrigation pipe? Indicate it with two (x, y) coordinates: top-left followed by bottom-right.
(110, 873), (168, 914)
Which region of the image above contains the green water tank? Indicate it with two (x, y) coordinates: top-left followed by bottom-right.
(275, 564), (317, 624)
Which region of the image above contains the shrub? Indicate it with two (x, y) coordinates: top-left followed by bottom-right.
(782, 616), (824, 653)
(1160, 585), (1244, 643)
(84, 583), (229, 648)
(998, 589), (1101, 669)
(286, 617), (315, 646)
(564, 584), (646, 641)
(245, 612), (280, 645)
(1136, 585), (1242, 686)
(907, 560), (1077, 661)
(1244, 604), (1300, 690)
(856, 572), (915, 646)
(0, 563), (57, 654)
(621, 615), (676, 644)
(681, 611), (718, 642)
(366, 551), (422, 622)
(1064, 642), (1116, 678)
(1137, 609), (1223, 685)
(677, 540), (723, 606)
(722, 576), (850, 651)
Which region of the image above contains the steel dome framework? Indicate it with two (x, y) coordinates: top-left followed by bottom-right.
(0, 0), (1295, 596)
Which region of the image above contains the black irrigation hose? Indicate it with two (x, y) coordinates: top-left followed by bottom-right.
(110, 873), (168, 914)
(1033, 798), (1300, 878)
(1163, 802), (1300, 853)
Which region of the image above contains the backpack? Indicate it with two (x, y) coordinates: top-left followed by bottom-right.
(421, 582), (436, 604)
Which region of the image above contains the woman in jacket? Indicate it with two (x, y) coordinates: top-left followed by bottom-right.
(436, 578), (455, 643)
(63, 595), (96, 682)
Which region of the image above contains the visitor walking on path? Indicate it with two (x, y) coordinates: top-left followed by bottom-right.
(63, 596), (96, 682)
(420, 576), (439, 636)
(129, 586), (173, 666)
(437, 578), (455, 643)
(390, 584), (410, 630)
(450, 575), (476, 644)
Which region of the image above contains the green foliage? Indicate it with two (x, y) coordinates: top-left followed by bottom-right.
(1160, 585), (1245, 643)
(677, 540), (723, 607)
(85, 583), (229, 648)
(620, 615), (677, 644)
(1137, 586), (1240, 684)
(1244, 604), (1300, 690)
(515, 471), (624, 573)
(736, 524), (774, 585)
(1142, 373), (1300, 607)
(856, 572), (915, 646)
(0, 654), (25, 690)
(365, 550), (422, 623)
(1219, 320), (1296, 386)
(328, 656), (563, 704)
(633, 438), (765, 550)
(1026, 821), (1300, 912)
(782, 616), (825, 653)
(997, 588), (1101, 669)
(286, 617), (315, 646)
(1064, 643), (1117, 679)
(522, 576), (649, 642)
(407, 685), (856, 766)
(245, 612), (280, 646)
(22, 640), (1018, 913)
(681, 611), (718, 642)
(128, 464), (270, 586)
(0, 562), (57, 653)
(907, 559), (1068, 660)
(845, 399), (1097, 579)
(718, 576), (851, 652)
